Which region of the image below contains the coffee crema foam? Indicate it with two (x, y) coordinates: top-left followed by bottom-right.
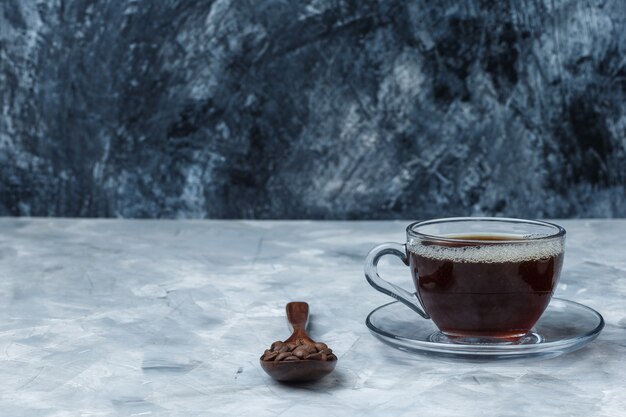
(407, 239), (564, 264)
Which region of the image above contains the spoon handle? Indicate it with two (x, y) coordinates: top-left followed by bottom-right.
(286, 302), (309, 332)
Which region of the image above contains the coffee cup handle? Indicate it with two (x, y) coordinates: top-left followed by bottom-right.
(364, 243), (430, 319)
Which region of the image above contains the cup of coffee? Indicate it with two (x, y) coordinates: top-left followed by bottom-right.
(365, 217), (565, 342)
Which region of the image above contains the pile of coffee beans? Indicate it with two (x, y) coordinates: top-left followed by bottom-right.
(261, 338), (337, 362)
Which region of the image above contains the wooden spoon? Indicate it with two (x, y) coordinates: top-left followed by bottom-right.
(260, 302), (337, 382)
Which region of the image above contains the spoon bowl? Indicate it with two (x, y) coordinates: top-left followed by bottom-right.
(260, 356), (337, 382)
(260, 302), (337, 382)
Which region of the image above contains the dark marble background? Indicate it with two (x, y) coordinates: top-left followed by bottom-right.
(1, 1), (625, 219)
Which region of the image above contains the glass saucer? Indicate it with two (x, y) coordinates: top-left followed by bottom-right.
(366, 298), (604, 360)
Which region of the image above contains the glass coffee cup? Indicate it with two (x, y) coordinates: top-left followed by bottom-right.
(365, 218), (566, 343)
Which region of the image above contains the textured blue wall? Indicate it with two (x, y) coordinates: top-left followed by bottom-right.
(1, 1), (625, 218)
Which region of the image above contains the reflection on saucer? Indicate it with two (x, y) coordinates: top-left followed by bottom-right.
(427, 331), (543, 345)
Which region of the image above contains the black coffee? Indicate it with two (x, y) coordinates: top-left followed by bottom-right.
(408, 234), (564, 339)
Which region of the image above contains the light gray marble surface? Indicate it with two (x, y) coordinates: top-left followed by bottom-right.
(0, 219), (624, 416)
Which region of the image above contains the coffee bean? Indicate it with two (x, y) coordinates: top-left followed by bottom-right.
(270, 341), (284, 351)
(305, 352), (322, 360)
(314, 343), (327, 351)
(283, 356), (300, 361)
(275, 352), (292, 361)
(292, 347), (305, 358)
(296, 338), (313, 346)
(263, 351), (279, 361)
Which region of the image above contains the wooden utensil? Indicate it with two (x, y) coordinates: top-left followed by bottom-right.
(260, 302), (337, 382)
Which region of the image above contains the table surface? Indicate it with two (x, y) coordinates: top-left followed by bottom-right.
(0, 219), (624, 416)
